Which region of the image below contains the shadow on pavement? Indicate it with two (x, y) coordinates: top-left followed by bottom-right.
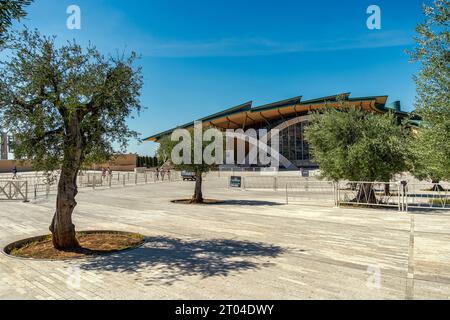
(217, 200), (283, 206)
(79, 236), (284, 286)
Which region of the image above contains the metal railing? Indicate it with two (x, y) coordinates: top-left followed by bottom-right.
(0, 179), (28, 202)
(235, 176), (450, 212)
(403, 182), (450, 211)
(285, 180), (336, 206)
(242, 176), (280, 190)
(336, 181), (402, 211)
(3, 171), (183, 200)
(241, 175), (323, 191)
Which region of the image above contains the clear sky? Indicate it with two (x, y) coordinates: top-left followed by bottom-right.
(14, 0), (429, 156)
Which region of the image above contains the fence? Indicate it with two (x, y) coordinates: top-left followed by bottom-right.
(0, 180), (28, 201)
(403, 182), (450, 211)
(285, 180), (336, 206)
(76, 171), (181, 190)
(336, 181), (403, 211)
(241, 176), (324, 191)
(0, 171), (182, 200)
(236, 176), (450, 212)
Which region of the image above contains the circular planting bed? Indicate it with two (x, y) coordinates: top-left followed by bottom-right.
(171, 199), (225, 205)
(3, 231), (145, 260)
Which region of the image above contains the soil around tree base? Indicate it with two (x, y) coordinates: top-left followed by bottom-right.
(171, 199), (225, 205)
(3, 231), (145, 260)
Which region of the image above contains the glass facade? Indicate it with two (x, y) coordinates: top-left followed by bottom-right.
(279, 121), (311, 166)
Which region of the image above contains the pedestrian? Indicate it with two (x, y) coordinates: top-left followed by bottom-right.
(102, 167), (107, 180)
(12, 166), (18, 179)
(156, 168), (160, 180)
(167, 169), (171, 181)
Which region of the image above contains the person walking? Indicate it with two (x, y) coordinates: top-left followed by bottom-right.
(12, 166), (18, 179)
(156, 168), (160, 181)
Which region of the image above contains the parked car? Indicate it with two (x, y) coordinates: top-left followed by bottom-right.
(181, 171), (197, 181)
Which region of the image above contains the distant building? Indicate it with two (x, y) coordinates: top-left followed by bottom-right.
(144, 93), (413, 170)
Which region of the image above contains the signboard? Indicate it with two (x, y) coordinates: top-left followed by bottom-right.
(230, 176), (242, 188)
(301, 169), (310, 178)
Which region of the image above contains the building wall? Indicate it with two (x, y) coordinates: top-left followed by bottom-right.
(90, 154), (137, 172)
(0, 155), (137, 173)
(0, 160), (33, 173)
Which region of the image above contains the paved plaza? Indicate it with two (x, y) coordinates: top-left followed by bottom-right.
(0, 175), (449, 300)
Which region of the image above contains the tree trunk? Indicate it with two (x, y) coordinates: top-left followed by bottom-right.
(50, 165), (80, 249)
(355, 183), (377, 204)
(431, 180), (445, 192)
(191, 172), (203, 203)
(49, 114), (84, 250)
(384, 183), (391, 196)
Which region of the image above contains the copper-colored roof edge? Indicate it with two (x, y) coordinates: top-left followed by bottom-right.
(144, 94), (395, 142)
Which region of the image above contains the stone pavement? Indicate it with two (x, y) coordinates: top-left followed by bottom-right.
(0, 176), (449, 300)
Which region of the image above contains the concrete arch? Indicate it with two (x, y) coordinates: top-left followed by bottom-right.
(243, 115), (312, 170)
(265, 115), (311, 142)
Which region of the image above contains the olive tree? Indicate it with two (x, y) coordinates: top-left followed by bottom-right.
(304, 105), (411, 203)
(157, 126), (223, 203)
(0, 0), (33, 44)
(409, 0), (450, 185)
(0, 30), (143, 249)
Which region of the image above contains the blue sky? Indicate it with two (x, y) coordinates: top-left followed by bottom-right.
(15, 0), (428, 156)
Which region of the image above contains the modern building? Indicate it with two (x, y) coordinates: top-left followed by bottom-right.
(144, 93), (410, 170)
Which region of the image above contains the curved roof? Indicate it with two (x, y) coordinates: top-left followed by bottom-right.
(144, 93), (407, 142)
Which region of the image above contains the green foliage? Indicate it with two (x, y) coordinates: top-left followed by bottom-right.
(157, 127), (222, 175)
(136, 155), (155, 168)
(136, 156), (141, 167)
(136, 155), (158, 168)
(304, 106), (411, 182)
(0, 0), (33, 44)
(409, 0), (450, 182)
(0, 29), (143, 172)
(410, 123), (450, 182)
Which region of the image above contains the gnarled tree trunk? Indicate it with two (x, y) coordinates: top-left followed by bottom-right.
(49, 114), (84, 250)
(355, 183), (377, 204)
(384, 183), (391, 196)
(191, 172), (203, 203)
(431, 180), (445, 192)
(50, 164), (80, 249)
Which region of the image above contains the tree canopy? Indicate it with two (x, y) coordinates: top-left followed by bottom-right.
(0, 29), (143, 170)
(304, 105), (411, 183)
(409, 0), (450, 182)
(0, 0), (33, 43)
(157, 126), (223, 203)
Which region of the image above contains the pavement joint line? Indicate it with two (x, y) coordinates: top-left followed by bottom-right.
(405, 215), (415, 300)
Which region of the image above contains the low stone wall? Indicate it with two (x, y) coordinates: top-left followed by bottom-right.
(0, 154), (138, 173)
(0, 160), (33, 173)
(90, 154), (137, 172)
